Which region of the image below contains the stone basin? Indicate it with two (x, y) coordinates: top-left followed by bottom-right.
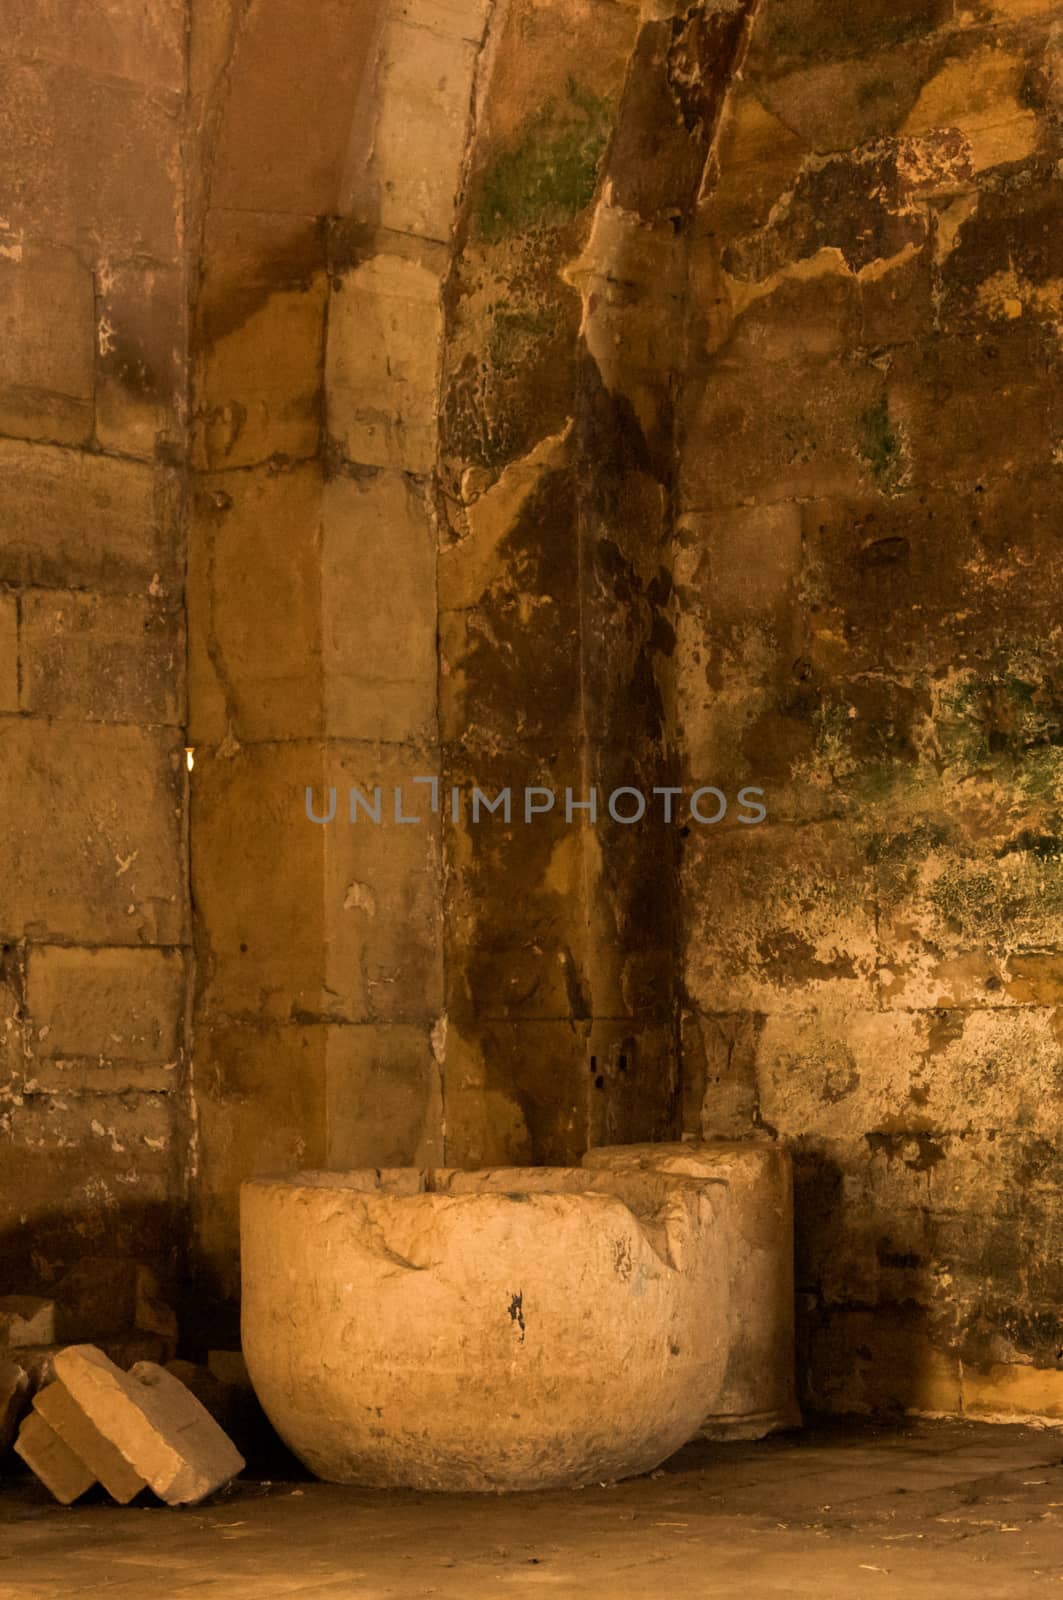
(240, 1166), (731, 1492)
(583, 1141), (800, 1440)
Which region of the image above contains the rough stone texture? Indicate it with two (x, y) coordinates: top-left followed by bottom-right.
(33, 1380), (147, 1503)
(583, 1141), (800, 1439)
(676, 0), (1063, 1421)
(3, 0), (1061, 1435)
(13, 1410), (96, 1504)
(53, 1345), (244, 1505)
(0, 0), (190, 1296)
(241, 1168), (729, 1491)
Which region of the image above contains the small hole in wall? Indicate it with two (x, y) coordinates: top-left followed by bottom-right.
(594, 1075), (605, 1090)
(240, 943), (248, 954)
(589, 1054), (597, 1075)
(618, 1054), (628, 1074)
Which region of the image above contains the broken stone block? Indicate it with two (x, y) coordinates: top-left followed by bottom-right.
(207, 1349), (251, 1388)
(14, 1410), (96, 1504)
(53, 1259), (177, 1354)
(0, 1296), (55, 1348)
(54, 1345), (245, 1505)
(0, 1359), (30, 1453)
(34, 1381), (147, 1504)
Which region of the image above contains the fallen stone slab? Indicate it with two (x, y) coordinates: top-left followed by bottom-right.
(34, 1381), (147, 1503)
(0, 1296), (55, 1349)
(54, 1345), (245, 1505)
(11, 1334), (175, 1393)
(13, 1410), (96, 1504)
(0, 1359), (30, 1453)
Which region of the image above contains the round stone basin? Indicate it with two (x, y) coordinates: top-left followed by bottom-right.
(583, 1141), (800, 1440)
(240, 1166), (730, 1492)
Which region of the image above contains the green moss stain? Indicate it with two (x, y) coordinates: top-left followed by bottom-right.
(487, 303), (563, 373)
(476, 80), (612, 243)
(859, 396), (905, 492)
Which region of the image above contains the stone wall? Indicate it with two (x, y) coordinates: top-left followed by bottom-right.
(3, 0), (1062, 1427)
(677, 0), (1063, 1419)
(0, 2), (190, 1285)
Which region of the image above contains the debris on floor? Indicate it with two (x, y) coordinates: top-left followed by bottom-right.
(8, 1344), (245, 1507)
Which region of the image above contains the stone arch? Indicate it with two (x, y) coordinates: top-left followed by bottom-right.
(184, 0), (757, 1296)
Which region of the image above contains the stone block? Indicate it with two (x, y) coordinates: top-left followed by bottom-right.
(190, 743), (328, 1020)
(14, 1410), (96, 1503)
(0, 440), (180, 594)
(356, 21), (477, 241)
(1, 1098), (180, 1274)
(0, 591), (17, 713)
(26, 947), (184, 1066)
(207, 1351), (250, 1388)
(0, 720), (186, 945)
(53, 1345), (245, 1505)
(0, 1296), (55, 1348)
(195, 280), (326, 470)
(682, 822), (878, 1016)
(325, 1024), (444, 1169)
(0, 239), (94, 445)
(20, 589), (183, 724)
(34, 1381), (147, 1503)
(10, 1337), (174, 1394)
(193, 1022), (329, 1300)
(321, 743), (443, 1023)
(0, 1359), (30, 1453)
(0, 61), (180, 258)
(321, 472), (437, 743)
(326, 254), (442, 472)
(53, 1258), (178, 1351)
(187, 465), (324, 745)
(95, 261), (184, 460)
(208, 0), (376, 216)
(389, 0), (489, 42)
(1, 0), (185, 92)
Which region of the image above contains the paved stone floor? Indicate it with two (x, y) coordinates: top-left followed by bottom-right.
(2, 1418), (1063, 1598)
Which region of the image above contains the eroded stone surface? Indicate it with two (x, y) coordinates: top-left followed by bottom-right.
(241, 1167), (730, 1491)
(583, 1141), (800, 1440)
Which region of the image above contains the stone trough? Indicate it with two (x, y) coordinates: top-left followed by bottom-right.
(240, 1147), (796, 1492)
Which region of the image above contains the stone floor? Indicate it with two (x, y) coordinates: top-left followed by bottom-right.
(2, 1418), (1063, 1598)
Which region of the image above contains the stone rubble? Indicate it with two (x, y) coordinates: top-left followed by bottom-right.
(1, 1326), (244, 1506)
(0, 1297), (55, 1349)
(13, 1411), (96, 1505)
(53, 1345), (245, 1505)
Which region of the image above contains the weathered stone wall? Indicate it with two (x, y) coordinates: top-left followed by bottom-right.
(678, 0), (1063, 1419)
(436, 0), (757, 1164)
(0, 3), (190, 1284)
(4, 0), (1062, 1429)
